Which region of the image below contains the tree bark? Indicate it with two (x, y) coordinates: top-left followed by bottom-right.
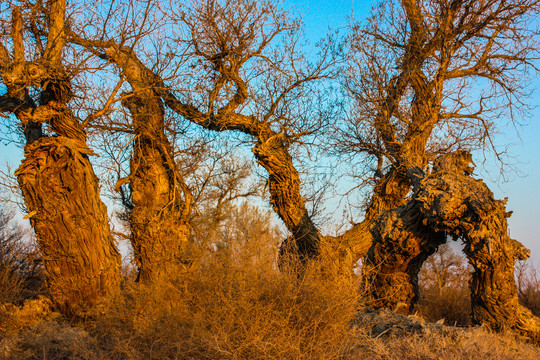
(15, 137), (121, 316)
(363, 151), (540, 339)
(362, 194), (445, 313)
(1, 1), (122, 316)
(252, 135), (321, 262)
(121, 93), (191, 283)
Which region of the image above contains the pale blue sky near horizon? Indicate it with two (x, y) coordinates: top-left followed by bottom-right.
(0, 0), (539, 263)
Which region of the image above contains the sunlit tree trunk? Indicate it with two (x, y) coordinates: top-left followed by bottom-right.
(1, 1), (121, 316)
(252, 136), (321, 263)
(121, 92), (191, 283)
(16, 137), (121, 316)
(362, 152), (540, 338)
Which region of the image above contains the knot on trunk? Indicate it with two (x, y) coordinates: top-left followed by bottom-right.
(432, 150), (475, 175)
(2, 61), (72, 102)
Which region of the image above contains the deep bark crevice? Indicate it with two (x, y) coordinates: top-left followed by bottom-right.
(15, 137), (121, 316)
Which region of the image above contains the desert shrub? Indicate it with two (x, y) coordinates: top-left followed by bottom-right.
(415, 285), (472, 326)
(86, 243), (363, 360)
(2, 238), (539, 360)
(516, 259), (540, 316)
(415, 244), (472, 326)
(2, 204), (539, 359)
(0, 207), (45, 305)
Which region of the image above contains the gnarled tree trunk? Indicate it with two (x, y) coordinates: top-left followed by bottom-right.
(1, 1), (121, 316)
(16, 137), (121, 316)
(338, 169), (413, 269)
(362, 200), (445, 313)
(363, 152), (540, 339)
(121, 92), (191, 283)
(252, 135), (321, 262)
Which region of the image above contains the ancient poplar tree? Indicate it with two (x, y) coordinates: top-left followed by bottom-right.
(0, 0), (121, 316)
(339, 0), (540, 337)
(160, 0), (331, 262)
(69, 0), (339, 265)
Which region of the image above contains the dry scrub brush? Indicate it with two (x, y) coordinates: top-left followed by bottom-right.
(2, 233), (540, 359)
(85, 233), (364, 360)
(2, 204), (540, 359)
(0, 207), (45, 306)
(415, 244), (472, 326)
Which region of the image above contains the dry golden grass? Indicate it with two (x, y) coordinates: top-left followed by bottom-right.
(82, 248), (362, 360)
(1, 239), (540, 359)
(353, 329), (540, 360)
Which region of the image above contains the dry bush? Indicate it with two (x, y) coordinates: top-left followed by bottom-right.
(353, 328), (540, 360)
(415, 244), (472, 326)
(416, 286), (472, 326)
(80, 202), (364, 360)
(2, 245), (540, 359)
(86, 241), (363, 360)
(2, 205), (539, 359)
(516, 259), (540, 316)
(0, 207), (45, 305)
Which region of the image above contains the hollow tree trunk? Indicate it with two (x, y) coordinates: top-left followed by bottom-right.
(122, 94), (191, 283)
(16, 136), (121, 316)
(363, 151), (540, 339)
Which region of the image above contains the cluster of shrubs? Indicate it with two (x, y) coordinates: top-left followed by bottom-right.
(0, 209), (45, 306)
(415, 244), (540, 325)
(2, 206), (540, 359)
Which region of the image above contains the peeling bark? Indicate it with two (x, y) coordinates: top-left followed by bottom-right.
(121, 93), (191, 283)
(15, 137), (121, 316)
(1, 1), (122, 316)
